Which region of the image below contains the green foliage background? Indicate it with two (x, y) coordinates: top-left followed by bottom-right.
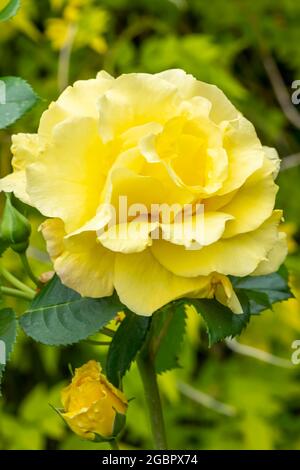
(1, 0), (300, 450)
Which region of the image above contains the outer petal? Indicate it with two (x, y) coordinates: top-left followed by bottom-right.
(114, 249), (212, 316)
(263, 146), (280, 178)
(41, 219), (114, 298)
(27, 117), (106, 233)
(221, 174), (278, 238)
(217, 117), (264, 195)
(151, 211), (283, 278)
(251, 232), (287, 276)
(38, 71), (114, 136)
(0, 133), (41, 204)
(0, 171), (30, 205)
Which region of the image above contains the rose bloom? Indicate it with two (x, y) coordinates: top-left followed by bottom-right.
(0, 69), (287, 315)
(60, 360), (127, 440)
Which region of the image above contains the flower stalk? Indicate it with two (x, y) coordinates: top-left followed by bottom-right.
(137, 337), (168, 450)
(0, 285), (35, 301)
(0, 265), (36, 296)
(19, 252), (42, 288)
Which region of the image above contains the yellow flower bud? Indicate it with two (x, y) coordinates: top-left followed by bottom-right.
(60, 360), (127, 440)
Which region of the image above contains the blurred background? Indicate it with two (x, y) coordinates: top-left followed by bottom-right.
(1, 0), (300, 450)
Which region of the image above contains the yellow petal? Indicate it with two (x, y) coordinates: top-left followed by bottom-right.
(114, 249), (212, 316)
(160, 211), (233, 247)
(217, 117), (264, 195)
(39, 72), (114, 136)
(0, 133), (41, 204)
(151, 211), (283, 278)
(156, 69), (239, 123)
(98, 220), (158, 253)
(0, 171), (30, 205)
(27, 117), (106, 233)
(109, 167), (180, 214)
(251, 232), (287, 276)
(221, 174), (278, 238)
(263, 146), (280, 178)
(212, 274), (243, 314)
(98, 73), (178, 142)
(41, 218), (114, 298)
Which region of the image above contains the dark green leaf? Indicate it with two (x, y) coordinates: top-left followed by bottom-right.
(150, 303), (187, 374)
(189, 297), (250, 346)
(231, 268), (293, 314)
(0, 0), (20, 22)
(112, 410), (126, 437)
(0, 308), (17, 392)
(238, 289), (271, 315)
(19, 275), (122, 346)
(0, 77), (38, 129)
(106, 311), (150, 387)
(0, 238), (9, 257)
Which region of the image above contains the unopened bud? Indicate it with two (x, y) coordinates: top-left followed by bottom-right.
(0, 194), (31, 253)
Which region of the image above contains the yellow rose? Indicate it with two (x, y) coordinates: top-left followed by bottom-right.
(60, 360), (127, 440)
(0, 69), (287, 315)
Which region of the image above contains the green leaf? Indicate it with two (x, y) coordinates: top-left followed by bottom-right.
(0, 77), (38, 129)
(0, 237), (9, 257)
(189, 296), (250, 346)
(231, 268), (293, 314)
(237, 289), (271, 315)
(106, 311), (150, 387)
(183, 268), (293, 346)
(0, 0), (20, 22)
(19, 275), (122, 346)
(112, 410), (126, 437)
(150, 303), (187, 374)
(0, 308), (17, 392)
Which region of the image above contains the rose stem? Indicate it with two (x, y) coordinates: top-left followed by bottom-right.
(137, 350), (168, 450)
(0, 286), (35, 301)
(0, 265), (36, 296)
(19, 252), (42, 288)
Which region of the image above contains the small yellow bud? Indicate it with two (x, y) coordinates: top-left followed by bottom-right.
(60, 360), (127, 440)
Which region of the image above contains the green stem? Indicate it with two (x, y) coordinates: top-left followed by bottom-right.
(137, 353), (168, 450)
(0, 265), (36, 296)
(0, 286), (35, 301)
(19, 252), (41, 288)
(109, 439), (119, 450)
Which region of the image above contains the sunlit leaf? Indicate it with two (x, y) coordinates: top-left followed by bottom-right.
(0, 77), (38, 129)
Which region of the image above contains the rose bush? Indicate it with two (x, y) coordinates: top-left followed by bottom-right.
(0, 69), (287, 315)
